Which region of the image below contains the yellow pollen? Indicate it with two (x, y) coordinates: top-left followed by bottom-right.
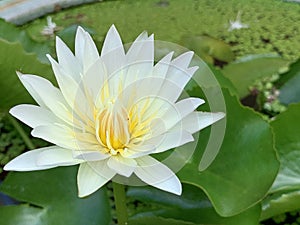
(95, 99), (156, 155)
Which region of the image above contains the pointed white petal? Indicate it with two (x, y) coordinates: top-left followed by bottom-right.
(32, 124), (79, 150)
(101, 25), (124, 56)
(171, 51), (194, 68)
(122, 34), (154, 88)
(74, 151), (109, 161)
(75, 26), (99, 72)
(47, 55), (93, 121)
(37, 147), (82, 166)
(4, 146), (70, 171)
(55, 36), (81, 81)
(17, 72), (46, 108)
(143, 130), (194, 153)
(10, 104), (60, 128)
(101, 25), (125, 76)
(83, 57), (108, 103)
(82, 31), (100, 71)
(107, 155), (137, 177)
(19, 74), (76, 127)
(135, 156), (182, 195)
(153, 52), (174, 78)
(161, 51), (198, 102)
(77, 161), (115, 197)
(126, 33), (153, 69)
(120, 145), (155, 159)
(75, 26), (86, 63)
(158, 98), (205, 132)
(178, 112), (225, 134)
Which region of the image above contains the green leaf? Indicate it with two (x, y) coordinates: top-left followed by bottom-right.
(262, 103), (300, 220)
(278, 59), (300, 105)
(0, 166), (111, 225)
(128, 184), (261, 225)
(0, 39), (54, 111)
(222, 54), (290, 98)
(269, 103), (300, 193)
(176, 88), (279, 216)
(129, 215), (197, 225)
(0, 19), (51, 63)
(181, 35), (235, 64)
(261, 190), (300, 221)
(0, 205), (44, 225)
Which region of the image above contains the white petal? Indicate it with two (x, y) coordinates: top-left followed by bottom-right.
(134, 156), (182, 195)
(77, 161), (116, 197)
(143, 130), (194, 153)
(4, 146), (75, 171)
(75, 26), (99, 71)
(158, 98), (205, 132)
(178, 112), (225, 134)
(161, 51), (198, 102)
(19, 74), (76, 127)
(120, 144), (155, 159)
(55, 36), (81, 81)
(32, 124), (79, 150)
(17, 72), (46, 108)
(107, 155), (137, 177)
(10, 104), (60, 128)
(83, 58), (108, 103)
(153, 52), (174, 78)
(74, 151), (109, 161)
(171, 51), (194, 69)
(75, 26), (86, 63)
(47, 55), (93, 121)
(120, 34), (154, 92)
(125, 33), (154, 74)
(126, 31), (151, 63)
(37, 147), (82, 166)
(101, 25), (125, 76)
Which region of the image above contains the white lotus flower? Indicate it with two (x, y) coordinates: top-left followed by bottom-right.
(4, 25), (224, 197)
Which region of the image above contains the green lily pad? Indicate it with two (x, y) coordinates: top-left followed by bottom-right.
(181, 35), (235, 64)
(270, 103), (300, 193)
(129, 216), (197, 225)
(0, 19), (50, 63)
(278, 59), (300, 105)
(127, 184), (261, 225)
(0, 166), (111, 225)
(222, 54), (290, 98)
(0, 39), (54, 111)
(176, 88), (279, 216)
(261, 190), (300, 221)
(261, 103), (300, 220)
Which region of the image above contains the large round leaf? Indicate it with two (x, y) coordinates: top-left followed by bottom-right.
(177, 88), (279, 216)
(181, 35), (235, 64)
(270, 103), (300, 193)
(0, 166), (111, 225)
(0, 39), (54, 111)
(127, 184), (261, 225)
(261, 103), (300, 220)
(261, 190), (300, 221)
(222, 54), (290, 98)
(278, 60), (300, 105)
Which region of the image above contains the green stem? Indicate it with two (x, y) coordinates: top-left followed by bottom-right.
(8, 115), (35, 150)
(113, 182), (128, 225)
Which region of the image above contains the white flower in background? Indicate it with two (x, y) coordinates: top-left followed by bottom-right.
(228, 11), (249, 31)
(5, 25), (224, 197)
(41, 16), (57, 36)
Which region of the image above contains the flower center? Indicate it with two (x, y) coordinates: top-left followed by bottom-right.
(95, 98), (155, 156)
(96, 103), (130, 155)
